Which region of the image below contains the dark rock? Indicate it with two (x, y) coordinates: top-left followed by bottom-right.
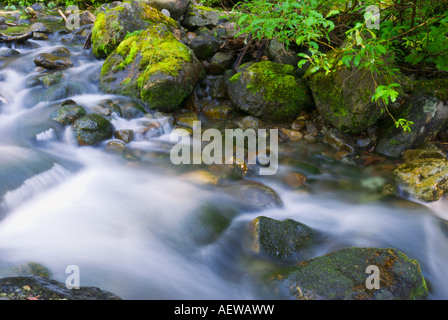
(0, 48), (20, 57)
(27, 22), (52, 34)
(209, 51), (235, 74)
(0, 276), (121, 300)
(247, 216), (313, 260)
(375, 79), (448, 158)
(50, 104), (87, 125)
(222, 181), (283, 211)
(114, 129), (134, 143)
(271, 247), (428, 300)
(142, 0), (190, 21)
(188, 34), (221, 59)
(73, 114), (114, 146)
(182, 5), (222, 29)
(34, 53), (73, 70)
(323, 128), (357, 155)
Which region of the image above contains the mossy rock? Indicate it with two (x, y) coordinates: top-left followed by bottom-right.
(181, 5), (223, 29)
(99, 24), (203, 111)
(33, 53), (73, 70)
(0, 276), (121, 300)
(50, 104), (87, 125)
(228, 61), (313, 122)
(308, 56), (406, 134)
(72, 113), (113, 146)
(247, 216), (314, 260)
(269, 247), (428, 300)
(375, 79), (448, 158)
(393, 158), (448, 202)
(91, 0), (180, 58)
(142, 0), (191, 21)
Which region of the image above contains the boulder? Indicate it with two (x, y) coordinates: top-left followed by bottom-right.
(308, 57), (406, 134)
(375, 79), (448, 158)
(222, 181), (283, 211)
(394, 158), (448, 202)
(228, 61), (313, 121)
(247, 216), (313, 260)
(91, 1), (181, 58)
(99, 24), (203, 111)
(141, 0), (190, 20)
(50, 104), (87, 126)
(323, 127), (357, 155)
(182, 5), (222, 29)
(270, 247), (428, 300)
(73, 114), (114, 146)
(27, 22), (52, 34)
(0, 276), (121, 300)
(34, 53), (73, 70)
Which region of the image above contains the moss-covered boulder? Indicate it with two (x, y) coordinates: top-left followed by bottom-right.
(270, 247), (428, 300)
(91, 0), (180, 58)
(0, 276), (121, 300)
(375, 79), (448, 158)
(181, 5), (222, 29)
(394, 158), (448, 202)
(33, 53), (73, 70)
(142, 0), (190, 21)
(50, 104), (87, 126)
(308, 58), (405, 134)
(228, 61), (313, 122)
(99, 24), (203, 111)
(247, 216), (314, 260)
(73, 114), (113, 146)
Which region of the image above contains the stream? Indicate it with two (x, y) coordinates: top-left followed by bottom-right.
(0, 27), (448, 300)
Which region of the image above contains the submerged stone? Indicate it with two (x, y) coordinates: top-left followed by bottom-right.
(73, 114), (113, 146)
(34, 53), (73, 70)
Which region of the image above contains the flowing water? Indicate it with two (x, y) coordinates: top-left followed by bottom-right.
(0, 29), (448, 300)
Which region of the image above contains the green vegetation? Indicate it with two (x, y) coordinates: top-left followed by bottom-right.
(234, 0), (448, 131)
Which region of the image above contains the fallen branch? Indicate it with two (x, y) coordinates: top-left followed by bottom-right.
(58, 9), (68, 25)
(83, 30), (92, 50)
(0, 32), (33, 43)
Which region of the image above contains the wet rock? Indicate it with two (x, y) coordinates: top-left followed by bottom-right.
(222, 181), (283, 211)
(180, 170), (220, 186)
(34, 53), (73, 70)
(142, 0), (190, 21)
(375, 79), (448, 158)
(394, 158), (448, 202)
(61, 33), (86, 44)
(99, 25), (203, 112)
(38, 72), (65, 88)
(234, 115), (261, 129)
(0, 276), (121, 300)
(106, 139), (127, 152)
(10, 262), (51, 278)
(247, 216), (313, 260)
(50, 104), (87, 125)
(0, 48), (20, 57)
(270, 247), (428, 300)
(202, 75), (228, 99)
(114, 129), (134, 143)
(283, 171), (307, 189)
(32, 32), (48, 40)
(182, 5), (222, 29)
(402, 149), (446, 162)
(204, 105), (234, 120)
(266, 39), (300, 67)
(27, 22), (52, 34)
(175, 110), (199, 129)
(323, 128), (357, 155)
(39, 81), (82, 102)
(209, 51), (235, 74)
(228, 61), (313, 121)
(67, 11), (96, 26)
(73, 114), (114, 146)
(91, 1), (181, 58)
(356, 137), (373, 149)
(280, 128), (303, 142)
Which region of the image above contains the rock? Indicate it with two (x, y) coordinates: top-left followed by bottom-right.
(234, 115), (261, 129)
(141, 0), (190, 21)
(204, 105), (234, 120)
(39, 81), (82, 102)
(308, 56), (406, 134)
(106, 139), (126, 152)
(222, 181), (283, 211)
(279, 128), (303, 141)
(10, 262), (51, 278)
(175, 110), (199, 129)
(247, 216), (313, 260)
(323, 128), (357, 155)
(188, 33), (221, 59)
(27, 22), (52, 34)
(114, 129), (134, 143)
(270, 247), (428, 300)
(402, 149), (446, 162)
(73, 114), (114, 146)
(30, 3), (46, 11)
(0, 276), (121, 300)
(283, 171), (307, 189)
(97, 99), (123, 117)
(61, 33), (86, 44)
(50, 104), (87, 125)
(34, 53), (73, 70)
(375, 79), (448, 158)
(209, 51), (235, 74)
(182, 5), (222, 29)
(91, 1), (181, 58)
(394, 158), (448, 202)
(181, 170), (220, 186)
(0, 48), (20, 57)
(228, 61), (313, 122)
(266, 39), (300, 66)
(32, 32), (48, 40)
(38, 72), (65, 87)
(67, 11), (96, 26)
(99, 24), (203, 112)
(201, 75), (228, 99)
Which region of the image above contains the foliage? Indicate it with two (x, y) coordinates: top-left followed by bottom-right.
(235, 0), (448, 132)
(1, 0), (113, 10)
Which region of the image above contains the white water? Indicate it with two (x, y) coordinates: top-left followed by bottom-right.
(0, 31), (447, 300)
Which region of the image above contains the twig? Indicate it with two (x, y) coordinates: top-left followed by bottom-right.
(58, 9), (68, 25)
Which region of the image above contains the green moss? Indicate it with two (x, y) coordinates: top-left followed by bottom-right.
(412, 79), (448, 101)
(115, 25), (192, 78)
(229, 72), (241, 83)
